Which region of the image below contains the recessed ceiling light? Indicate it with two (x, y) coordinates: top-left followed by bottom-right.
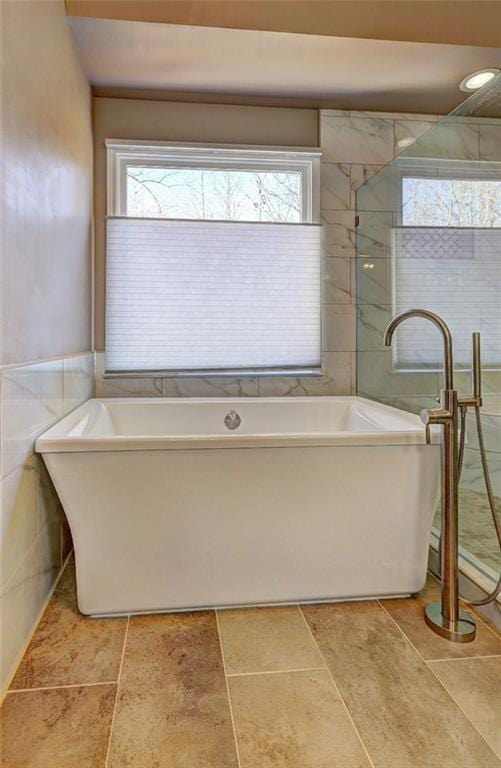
(459, 68), (499, 92)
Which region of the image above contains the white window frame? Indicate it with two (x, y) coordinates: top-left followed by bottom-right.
(105, 139), (322, 378)
(106, 139), (321, 223)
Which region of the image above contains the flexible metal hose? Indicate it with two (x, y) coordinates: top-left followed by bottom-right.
(456, 405), (501, 606)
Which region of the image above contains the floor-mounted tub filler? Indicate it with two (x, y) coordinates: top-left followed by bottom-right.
(36, 396), (440, 616)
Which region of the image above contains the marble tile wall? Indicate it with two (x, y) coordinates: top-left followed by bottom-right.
(459, 407), (501, 501)
(0, 352), (94, 695)
(355, 113), (501, 411)
(95, 110), (438, 399)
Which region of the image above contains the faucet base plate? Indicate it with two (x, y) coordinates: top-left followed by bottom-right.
(424, 601), (476, 643)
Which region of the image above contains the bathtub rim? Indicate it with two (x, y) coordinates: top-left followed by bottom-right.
(35, 395), (440, 453)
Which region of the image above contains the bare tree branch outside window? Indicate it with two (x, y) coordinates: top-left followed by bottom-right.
(126, 167), (302, 223)
(402, 177), (501, 227)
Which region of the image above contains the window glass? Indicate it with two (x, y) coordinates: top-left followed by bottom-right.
(402, 177), (501, 227)
(126, 167), (302, 223)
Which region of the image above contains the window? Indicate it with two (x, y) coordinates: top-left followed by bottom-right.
(402, 177), (501, 228)
(127, 167), (304, 222)
(105, 141), (321, 375)
(392, 162), (501, 370)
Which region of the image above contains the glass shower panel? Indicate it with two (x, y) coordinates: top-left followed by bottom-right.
(356, 73), (501, 583)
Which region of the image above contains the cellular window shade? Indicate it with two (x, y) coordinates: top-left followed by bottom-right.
(105, 218), (321, 373)
(392, 227), (501, 367)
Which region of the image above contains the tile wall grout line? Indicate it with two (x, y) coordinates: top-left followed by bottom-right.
(8, 680), (118, 694)
(297, 605), (377, 768)
(104, 615), (130, 768)
(226, 666), (327, 678)
(378, 600), (501, 761)
(215, 610), (243, 768)
(426, 653), (501, 664)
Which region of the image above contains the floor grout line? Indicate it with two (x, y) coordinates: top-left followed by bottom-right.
(104, 615), (130, 768)
(378, 599), (501, 761)
(427, 653), (501, 663)
(297, 605), (377, 768)
(377, 599), (433, 664)
(215, 610), (243, 768)
(7, 680), (118, 694)
(226, 666), (326, 678)
(467, 606), (501, 639)
(427, 649), (501, 761)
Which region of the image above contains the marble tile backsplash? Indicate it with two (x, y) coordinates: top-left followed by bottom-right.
(0, 352), (94, 694)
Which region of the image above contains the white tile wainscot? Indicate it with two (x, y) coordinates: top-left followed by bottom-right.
(0, 352), (94, 695)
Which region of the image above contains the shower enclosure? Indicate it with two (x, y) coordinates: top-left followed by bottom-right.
(355, 73), (501, 610)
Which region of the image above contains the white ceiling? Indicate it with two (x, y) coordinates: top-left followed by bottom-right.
(68, 16), (501, 113)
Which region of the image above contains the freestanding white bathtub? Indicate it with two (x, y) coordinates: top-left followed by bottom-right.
(36, 396), (440, 616)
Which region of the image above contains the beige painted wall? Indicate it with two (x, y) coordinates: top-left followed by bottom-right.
(93, 97), (318, 350)
(1, 0), (93, 365)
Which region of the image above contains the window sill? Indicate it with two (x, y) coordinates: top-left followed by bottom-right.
(103, 367), (323, 379)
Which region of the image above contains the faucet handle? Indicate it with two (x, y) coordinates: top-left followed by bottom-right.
(420, 409), (433, 444)
(420, 404), (453, 444)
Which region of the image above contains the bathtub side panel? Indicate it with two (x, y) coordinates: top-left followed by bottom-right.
(42, 445), (440, 614)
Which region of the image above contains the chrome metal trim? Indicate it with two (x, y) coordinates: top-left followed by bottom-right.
(384, 308), (454, 390)
(424, 602), (476, 643)
(224, 410), (241, 430)
(103, 367), (324, 379)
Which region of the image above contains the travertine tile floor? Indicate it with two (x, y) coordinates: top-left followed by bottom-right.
(2, 559), (500, 768)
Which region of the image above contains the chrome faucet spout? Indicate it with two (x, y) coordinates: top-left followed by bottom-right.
(383, 308), (454, 391)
